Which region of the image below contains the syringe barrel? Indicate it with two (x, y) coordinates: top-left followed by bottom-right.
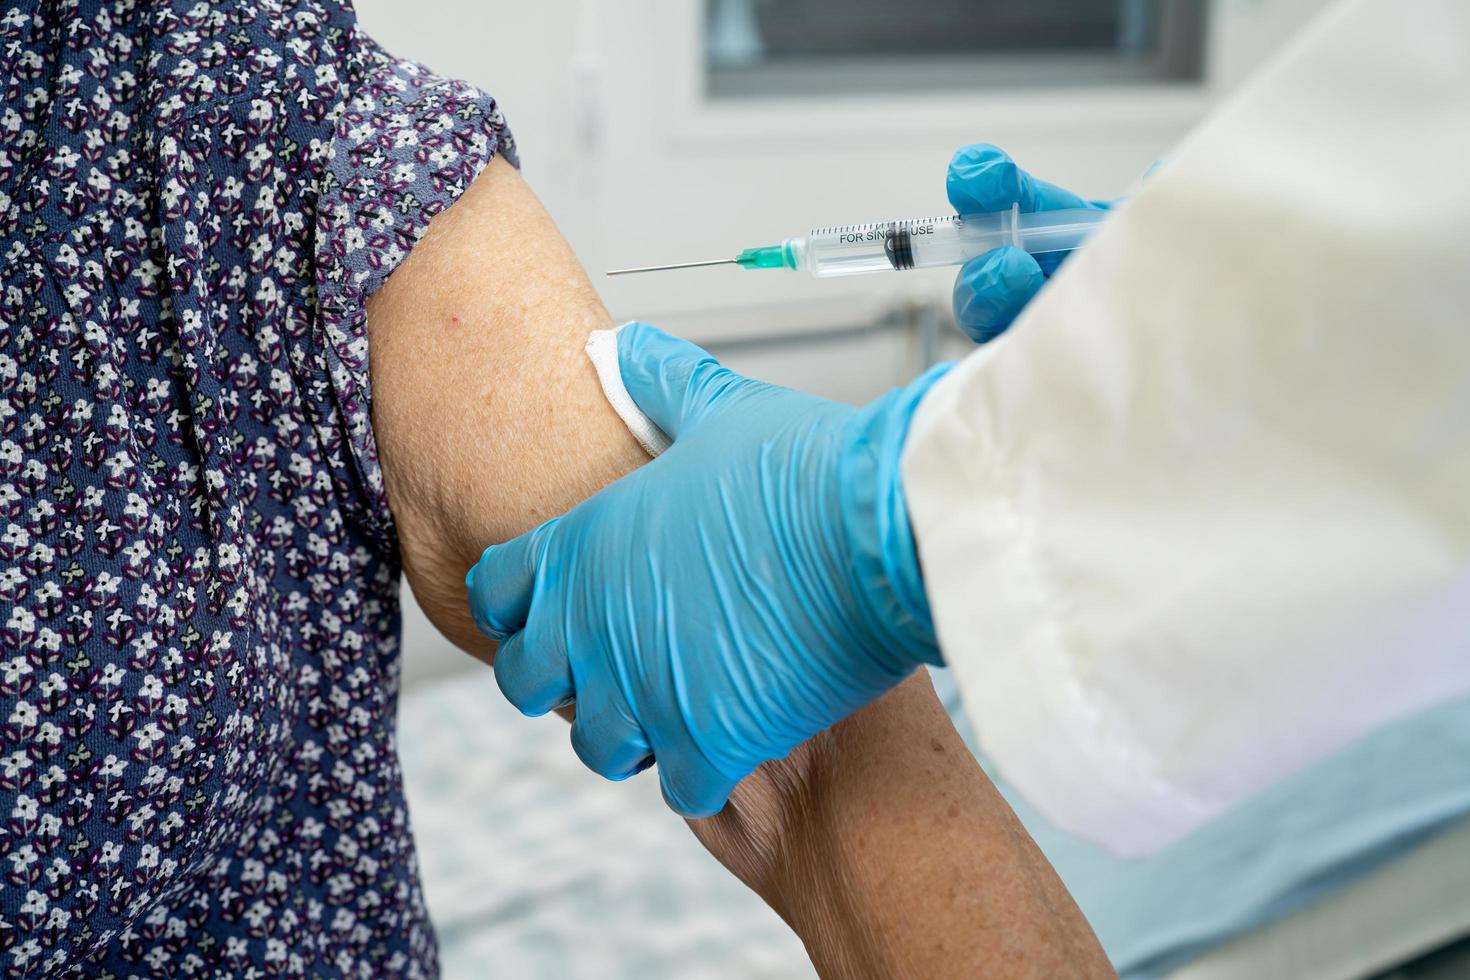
(796, 208), (1103, 277)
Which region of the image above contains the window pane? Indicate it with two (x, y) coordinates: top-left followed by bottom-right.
(706, 0), (1205, 95)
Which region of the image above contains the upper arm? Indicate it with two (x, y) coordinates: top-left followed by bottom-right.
(366, 155), (647, 659)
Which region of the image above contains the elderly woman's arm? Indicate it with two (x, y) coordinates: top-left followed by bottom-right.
(365, 156), (1112, 979)
(366, 155), (646, 660)
(696, 670), (1113, 979)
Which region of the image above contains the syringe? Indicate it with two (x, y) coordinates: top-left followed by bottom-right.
(607, 205), (1108, 278)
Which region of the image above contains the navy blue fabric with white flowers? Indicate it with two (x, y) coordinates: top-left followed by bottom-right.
(0, 1), (513, 974)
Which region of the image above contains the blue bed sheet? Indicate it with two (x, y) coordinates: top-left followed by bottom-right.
(932, 670), (1470, 978)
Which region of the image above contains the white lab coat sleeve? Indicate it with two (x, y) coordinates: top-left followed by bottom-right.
(903, 0), (1470, 858)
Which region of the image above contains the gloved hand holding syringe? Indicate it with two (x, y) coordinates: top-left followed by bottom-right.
(607, 204), (1109, 278)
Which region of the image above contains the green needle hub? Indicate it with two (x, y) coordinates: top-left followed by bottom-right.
(735, 241), (798, 271)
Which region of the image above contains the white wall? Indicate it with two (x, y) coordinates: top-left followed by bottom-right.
(353, 0), (1338, 688)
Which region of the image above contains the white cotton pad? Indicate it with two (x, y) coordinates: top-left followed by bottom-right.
(585, 323), (672, 458)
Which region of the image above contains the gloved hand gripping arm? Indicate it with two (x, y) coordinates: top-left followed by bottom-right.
(469, 321), (947, 816)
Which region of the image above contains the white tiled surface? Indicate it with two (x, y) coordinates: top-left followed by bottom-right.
(397, 669), (816, 979)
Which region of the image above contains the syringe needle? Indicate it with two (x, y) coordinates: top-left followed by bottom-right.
(606, 258), (739, 276)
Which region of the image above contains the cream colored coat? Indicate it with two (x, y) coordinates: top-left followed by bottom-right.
(904, 0), (1470, 857)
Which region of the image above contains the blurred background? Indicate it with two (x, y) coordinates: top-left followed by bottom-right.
(341, 3), (1426, 978)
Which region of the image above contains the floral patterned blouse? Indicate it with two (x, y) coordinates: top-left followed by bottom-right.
(0, 1), (514, 975)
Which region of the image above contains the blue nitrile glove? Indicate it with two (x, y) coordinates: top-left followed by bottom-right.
(466, 323), (948, 818)
(949, 143), (1112, 343)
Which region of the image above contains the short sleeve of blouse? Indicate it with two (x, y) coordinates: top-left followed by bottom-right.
(313, 36), (517, 541)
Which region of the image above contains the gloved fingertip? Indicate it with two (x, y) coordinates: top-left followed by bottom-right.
(465, 525), (551, 641)
(569, 696), (652, 781)
(655, 752), (740, 820)
(493, 629), (574, 718)
(616, 321), (734, 441)
(953, 247), (1045, 343)
(615, 320), (680, 355)
(946, 142), (1009, 175)
(465, 546), (510, 640)
(946, 144), (1021, 215)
